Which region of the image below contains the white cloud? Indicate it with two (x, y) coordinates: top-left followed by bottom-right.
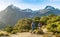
(13, 3), (42, 10)
(0, 0), (43, 11)
(48, 0), (60, 2)
(0, 0), (11, 11)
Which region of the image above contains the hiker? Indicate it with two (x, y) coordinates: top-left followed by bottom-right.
(38, 23), (42, 29)
(31, 22), (35, 33)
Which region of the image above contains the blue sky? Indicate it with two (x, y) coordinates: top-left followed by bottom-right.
(0, 0), (60, 11)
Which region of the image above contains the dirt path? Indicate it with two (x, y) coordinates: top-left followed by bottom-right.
(10, 32), (43, 37)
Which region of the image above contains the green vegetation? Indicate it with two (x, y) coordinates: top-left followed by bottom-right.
(33, 29), (44, 34)
(0, 31), (10, 36)
(0, 33), (9, 36)
(4, 25), (13, 33)
(3, 14), (60, 35)
(13, 19), (32, 33)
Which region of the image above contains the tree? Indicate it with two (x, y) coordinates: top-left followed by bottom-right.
(14, 18), (32, 32)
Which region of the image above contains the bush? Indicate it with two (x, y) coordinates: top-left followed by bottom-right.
(33, 29), (44, 34)
(14, 19), (32, 33)
(0, 33), (9, 36)
(4, 25), (13, 33)
(11, 30), (17, 34)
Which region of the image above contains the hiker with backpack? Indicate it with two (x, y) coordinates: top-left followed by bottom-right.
(31, 22), (35, 33)
(38, 22), (42, 29)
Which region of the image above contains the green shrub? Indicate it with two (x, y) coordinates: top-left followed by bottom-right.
(11, 30), (17, 34)
(0, 33), (9, 36)
(33, 29), (44, 34)
(14, 19), (32, 33)
(4, 25), (13, 33)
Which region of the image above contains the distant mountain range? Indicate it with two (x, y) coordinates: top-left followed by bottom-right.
(0, 5), (60, 28)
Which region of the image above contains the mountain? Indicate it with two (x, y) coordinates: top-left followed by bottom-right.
(44, 6), (55, 10)
(34, 6), (60, 17)
(0, 5), (60, 28)
(22, 8), (33, 12)
(0, 5), (33, 27)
